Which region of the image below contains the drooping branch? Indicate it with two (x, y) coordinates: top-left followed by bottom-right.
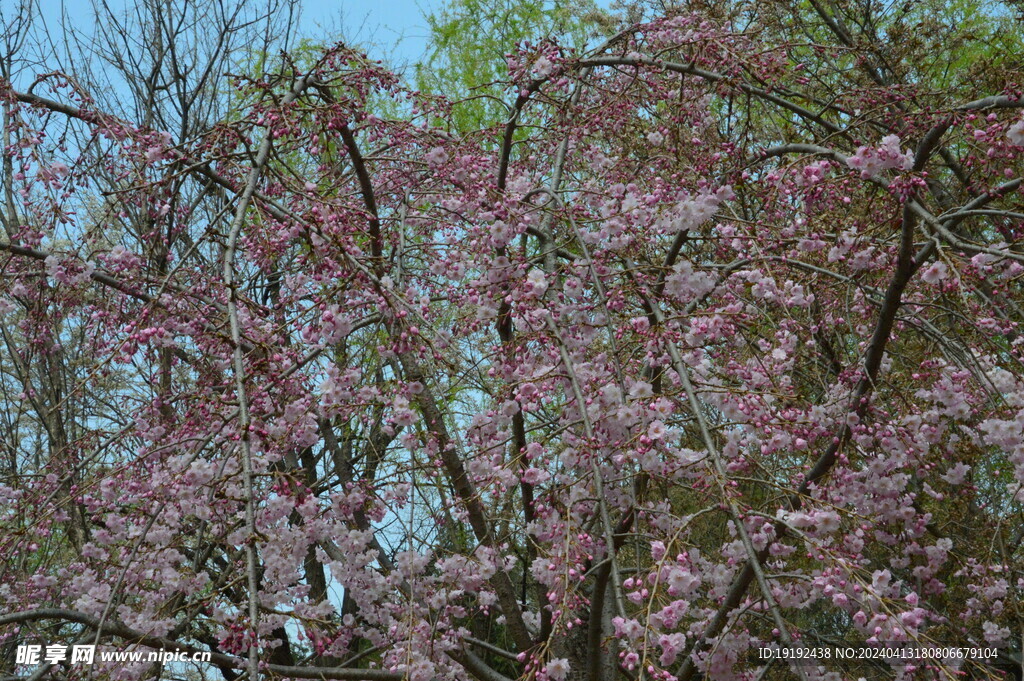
(675, 207), (930, 681)
(220, 69), (316, 680)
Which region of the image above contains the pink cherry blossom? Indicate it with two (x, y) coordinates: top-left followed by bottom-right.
(1, 10), (1022, 681)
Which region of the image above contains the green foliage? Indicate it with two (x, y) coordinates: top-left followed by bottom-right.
(756, 0), (1023, 95)
(416, 0), (608, 131)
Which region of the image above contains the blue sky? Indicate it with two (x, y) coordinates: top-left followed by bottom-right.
(298, 0), (440, 67)
(31, 0), (440, 69)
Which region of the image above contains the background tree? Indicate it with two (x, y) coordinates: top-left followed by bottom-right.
(416, 0), (606, 132)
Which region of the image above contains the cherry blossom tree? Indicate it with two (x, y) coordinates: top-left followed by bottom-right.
(3, 1), (1024, 681)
